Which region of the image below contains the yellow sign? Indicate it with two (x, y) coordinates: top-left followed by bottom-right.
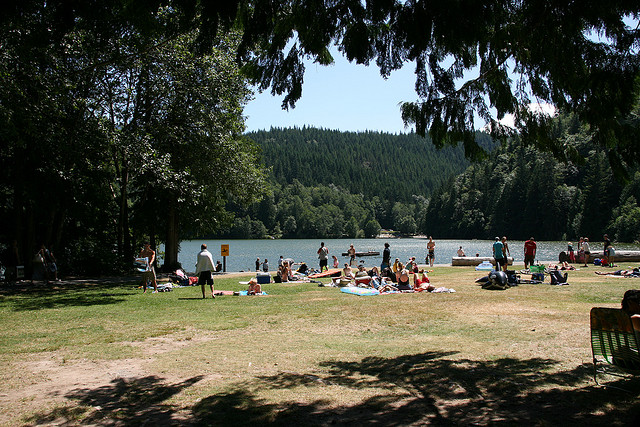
(221, 244), (229, 257)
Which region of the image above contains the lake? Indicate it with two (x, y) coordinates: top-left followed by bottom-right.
(167, 238), (640, 273)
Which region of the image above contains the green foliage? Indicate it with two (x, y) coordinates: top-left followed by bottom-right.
(0, 4), (264, 274)
(206, 127), (490, 239)
(421, 114), (640, 241)
(610, 196), (640, 243)
(234, 1), (640, 172)
(248, 127), (485, 204)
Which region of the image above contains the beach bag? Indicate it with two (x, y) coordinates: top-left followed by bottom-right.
(532, 273), (545, 282)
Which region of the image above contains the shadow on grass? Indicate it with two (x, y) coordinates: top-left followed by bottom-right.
(193, 352), (640, 426)
(26, 352), (640, 425)
(25, 375), (204, 426)
(0, 279), (136, 311)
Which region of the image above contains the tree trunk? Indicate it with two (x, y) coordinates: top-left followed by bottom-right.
(121, 166), (133, 264)
(164, 202), (180, 271)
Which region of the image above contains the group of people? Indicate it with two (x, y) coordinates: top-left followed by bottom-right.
(1, 241), (59, 284)
(255, 257), (269, 272)
(32, 243), (59, 283)
(331, 262), (435, 293)
(137, 243), (222, 297)
(492, 236), (514, 271)
(564, 235), (616, 268)
(323, 239), (436, 274)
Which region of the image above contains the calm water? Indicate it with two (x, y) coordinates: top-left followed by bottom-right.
(167, 238), (640, 273)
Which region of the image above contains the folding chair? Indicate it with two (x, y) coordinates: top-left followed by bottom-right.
(590, 307), (640, 390)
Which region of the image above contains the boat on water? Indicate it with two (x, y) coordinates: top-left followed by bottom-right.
(341, 250), (380, 257)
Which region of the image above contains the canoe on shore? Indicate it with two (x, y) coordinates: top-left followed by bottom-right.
(341, 251), (381, 257)
(452, 257), (514, 266)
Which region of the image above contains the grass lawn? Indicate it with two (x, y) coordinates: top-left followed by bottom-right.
(1, 265), (640, 425)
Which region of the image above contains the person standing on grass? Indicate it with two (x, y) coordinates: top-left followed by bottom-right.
(603, 234), (613, 267)
(501, 236), (511, 271)
(255, 257), (261, 272)
(348, 244), (356, 266)
(381, 242), (391, 270)
(139, 243), (158, 293)
(317, 242), (329, 272)
(524, 237), (537, 269)
(427, 236), (436, 267)
(582, 237), (591, 267)
(493, 237), (506, 271)
(196, 244), (216, 299)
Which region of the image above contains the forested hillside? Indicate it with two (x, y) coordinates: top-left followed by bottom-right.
(211, 118), (640, 242)
(422, 114), (640, 242)
(248, 127), (495, 203)
(201, 128), (494, 239)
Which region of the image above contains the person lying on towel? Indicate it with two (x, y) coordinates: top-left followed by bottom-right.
(414, 270), (435, 292)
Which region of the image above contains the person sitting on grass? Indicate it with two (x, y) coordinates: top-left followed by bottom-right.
(413, 269), (435, 292)
(297, 262), (309, 275)
(278, 262), (290, 283)
(354, 264), (372, 286)
(247, 278), (262, 295)
(395, 262), (413, 291)
(366, 266), (381, 289)
(332, 263), (355, 286)
(406, 257), (418, 273)
(622, 289), (640, 314)
(621, 290), (640, 339)
(549, 266), (569, 285)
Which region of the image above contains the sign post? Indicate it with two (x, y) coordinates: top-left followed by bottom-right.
(221, 244), (229, 272)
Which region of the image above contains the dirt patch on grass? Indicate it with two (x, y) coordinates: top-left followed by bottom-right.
(0, 330), (223, 426)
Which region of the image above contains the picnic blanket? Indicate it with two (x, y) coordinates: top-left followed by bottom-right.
(214, 290), (268, 296)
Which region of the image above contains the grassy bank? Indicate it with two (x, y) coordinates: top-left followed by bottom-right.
(1, 265), (639, 425)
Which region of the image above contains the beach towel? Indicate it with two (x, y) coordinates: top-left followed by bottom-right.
(340, 286), (380, 296)
(308, 269), (341, 278)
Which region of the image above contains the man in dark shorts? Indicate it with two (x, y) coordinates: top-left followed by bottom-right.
(139, 243), (158, 293)
(317, 242), (329, 272)
(427, 237), (435, 267)
(196, 244), (216, 299)
(493, 237), (506, 270)
(524, 237), (537, 269)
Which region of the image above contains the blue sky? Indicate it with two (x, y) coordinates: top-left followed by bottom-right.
(243, 53), (418, 134)
(244, 17), (638, 134)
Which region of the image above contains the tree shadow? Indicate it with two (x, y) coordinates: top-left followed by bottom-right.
(0, 279), (136, 311)
(24, 352), (640, 425)
(25, 375), (204, 425)
(193, 351), (640, 426)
